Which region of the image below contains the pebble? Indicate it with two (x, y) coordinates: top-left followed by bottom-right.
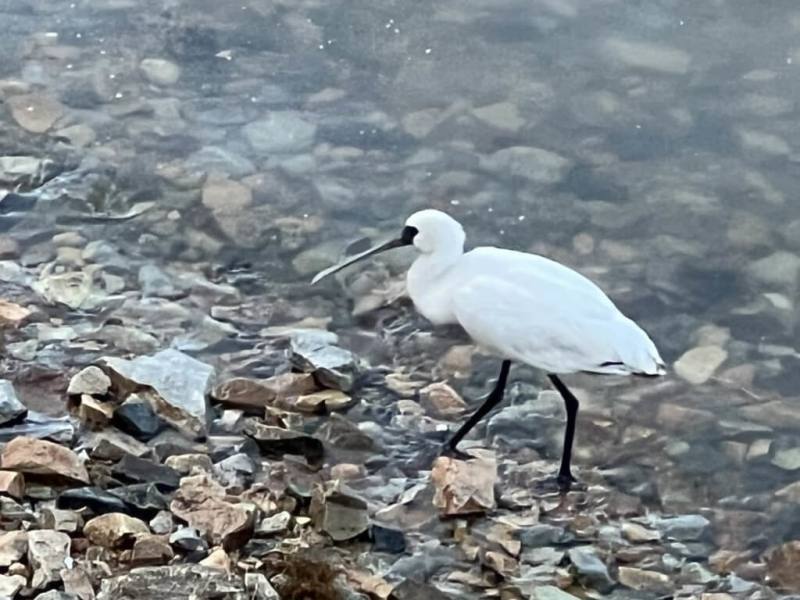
(6, 93), (64, 132)
(242, 111), (317, 154)
(482, 146), (572, 184)
(602, 37), (691, 74)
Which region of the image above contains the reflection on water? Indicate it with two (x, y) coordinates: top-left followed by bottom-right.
(1, 0), (800, 592)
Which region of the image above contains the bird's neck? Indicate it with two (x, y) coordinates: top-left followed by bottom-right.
(407, 246), (463, 300)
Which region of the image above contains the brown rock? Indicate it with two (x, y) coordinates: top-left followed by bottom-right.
(212, 378), (276, 411)
(28, 530), (71, 589)
(431, 453), (497, 515)
(766, 540), (800, 592)
(78, 395), (114, 427)
(294, 389), (353, 413)
(0, 299), (31, 328)
(202, 177), (253, 212)
(130, 534), (174, 566)
(0, 471), (25, 499)
(0, 531), (27, 567)
(84, 513), (149, 549)
(170, 474), (256, 549)
(420, 382), (467, 418)
(1, 436), (90, 484)
(618, 566), (673, 594)
(262, 372), (318, 399)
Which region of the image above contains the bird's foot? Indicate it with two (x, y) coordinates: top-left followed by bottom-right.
(534, 472), (586, 496)
(438, 443), (474, 461)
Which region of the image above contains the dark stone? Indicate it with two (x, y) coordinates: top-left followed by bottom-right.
(0, 380), (27, 426)
(113, 398), (163, 441)
(371, 525), (405, 554)
(169, 527), (208, 562)
(112, 454), (181, 491)
(567, 547), (615, 593)
(108, 484), (169, 520)
(518, 523), (574, 546)
(245, 425), (323, 467)
(57, 487), (129, 515)
(389, 579), (453, 600)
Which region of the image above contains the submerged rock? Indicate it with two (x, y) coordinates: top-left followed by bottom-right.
(242, 112), (317, 154)
(673, 346), (727, 385)
(100, 349), (214, 438)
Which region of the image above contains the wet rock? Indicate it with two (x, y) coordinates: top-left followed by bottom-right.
(67, 366), (111, 397)
(183, 146), (255, 178)
(7, 93), (64, 133)
(618, 566), (673, 594)
(246, 423), (324, 465)
(472, 101), (525, 131)
(57, 487), (129, 515)
(201, 176), (252, 213)
(138, 264), (182, 299)
(567, 547), (615, 592)
(28, 530), (71, 589)
(100, 349), (214, 438)
(0, 471), (24, 499)
(0, 574), (25, 598)
(84, 513), (149, 548)
(310, 481), (370, 541)
(96, 565), (250, 600)
(602, 37), (691, 74)
(431, 454), (497, 515)
(0, 299), (31, 328)
(0, 156), (49, 185)
(372, 525), (406, 553)
(113, 396), (163, 441)
(170, 474), (256, 549)
(653, 514), (711, 541)
(140, 58), (180, 86)
(112, 454), (181, 491)
(0, 531), (27, 566)
(242, 112), (317, 154)
(0, 380), (26, 426)
(1, 436), (89, 484)
(290, 330), (359, 391)
(420, 382), (467, 418)
(482, 146), (571, 185)
(108, 484), (168, 520)
(622, 522), (661, 543)
(212, 378), (277, 412)
(518, 523), (573, 547)
(169, 527), (207, 556)
(673, 346), (727, 385)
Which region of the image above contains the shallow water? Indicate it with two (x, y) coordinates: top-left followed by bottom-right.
(1, 0), (800, 582)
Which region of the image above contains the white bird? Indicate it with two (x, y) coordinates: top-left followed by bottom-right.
(312, 209), (665, 490)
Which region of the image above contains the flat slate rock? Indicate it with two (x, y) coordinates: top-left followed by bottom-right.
(112, 454), (181, 491)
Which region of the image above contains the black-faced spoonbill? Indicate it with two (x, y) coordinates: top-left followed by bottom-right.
(311, 209), (665, 491)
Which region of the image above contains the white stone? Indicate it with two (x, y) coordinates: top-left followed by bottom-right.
(140, 58), (181, 86)
(602, 38), (690, 74)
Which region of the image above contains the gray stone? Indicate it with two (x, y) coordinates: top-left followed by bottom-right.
(290, 330), (358, 391)
(0, 380), (26, 426)
(242, 112), (316, 154)
(310, 482), (370, 542)
(530, 587), (580, 600)
(673, 345), (727, 385)
(652, 514), (711, 541)
(139, 264), (182, 298)
(481, 146), (571, 184)
(746, 251), (800, 293)
(212, 453), (256, 492)
(100, 350), (214, 438)
(567, 547), (615, 592)
(602, 37), (691, 74)
(0, 156), (50, 185)
(28, 530), (71, 589)
(97, 565), (251, 600)
(67, 366), (111, 397)
(140, 58), (181, 86)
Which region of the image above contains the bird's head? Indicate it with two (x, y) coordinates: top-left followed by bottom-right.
(310, 209), (464, 284)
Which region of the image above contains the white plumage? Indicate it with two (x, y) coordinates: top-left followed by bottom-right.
(312, 208), (665, 490)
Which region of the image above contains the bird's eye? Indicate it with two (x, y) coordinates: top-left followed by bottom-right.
(400, 225), (418, 244)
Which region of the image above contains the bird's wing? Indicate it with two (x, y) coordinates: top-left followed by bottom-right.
(451, 263), (664, 375)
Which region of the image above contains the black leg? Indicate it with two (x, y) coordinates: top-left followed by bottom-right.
(443, 360), (512, 455)
(547, 374), (579, 486)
